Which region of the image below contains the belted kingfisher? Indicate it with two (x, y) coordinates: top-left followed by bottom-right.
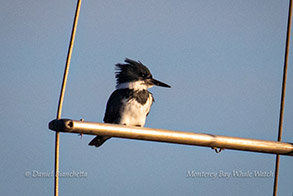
(89, 58), (171, 147)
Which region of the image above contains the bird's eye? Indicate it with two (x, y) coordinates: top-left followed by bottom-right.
(141, 74), (145, 77)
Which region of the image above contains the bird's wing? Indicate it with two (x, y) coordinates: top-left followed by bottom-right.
(146, 93), (154, 117)
(103, 89), (131, 124)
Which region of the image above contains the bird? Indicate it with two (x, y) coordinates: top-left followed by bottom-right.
(89, 58), (171, 147)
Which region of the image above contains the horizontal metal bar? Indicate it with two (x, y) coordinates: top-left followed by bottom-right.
(48, 119), (293, 156)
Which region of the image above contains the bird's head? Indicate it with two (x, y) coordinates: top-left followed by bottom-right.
(115, 58), (171, 90)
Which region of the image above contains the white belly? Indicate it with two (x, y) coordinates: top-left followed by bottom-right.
(119, 96), (153, 127)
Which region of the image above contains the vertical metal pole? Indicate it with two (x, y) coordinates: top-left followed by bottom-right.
(54, 0), (82, 196)
(273, 0), (292, 195)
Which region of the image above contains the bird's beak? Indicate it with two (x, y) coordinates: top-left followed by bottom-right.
(151, 78), (171, 88)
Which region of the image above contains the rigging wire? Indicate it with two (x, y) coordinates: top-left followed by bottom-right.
(54, 0), (82, 196)
(273, 0), (292, 195)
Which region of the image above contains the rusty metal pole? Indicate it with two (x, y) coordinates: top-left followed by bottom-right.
(49, 119), (293, 156)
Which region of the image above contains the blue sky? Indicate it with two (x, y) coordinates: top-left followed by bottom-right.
(1, 0), (293, 195)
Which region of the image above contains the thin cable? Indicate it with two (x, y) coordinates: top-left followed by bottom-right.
(273, 0), (292, 195)
(54, 0), (82, 196)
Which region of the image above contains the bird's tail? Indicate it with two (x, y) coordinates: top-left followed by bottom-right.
(88, 136), (111, 147)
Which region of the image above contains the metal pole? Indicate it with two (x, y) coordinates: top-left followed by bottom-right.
(273, 0), (292, 195)
(54, 1), (82, 196)
(49, 119), (293, 156)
